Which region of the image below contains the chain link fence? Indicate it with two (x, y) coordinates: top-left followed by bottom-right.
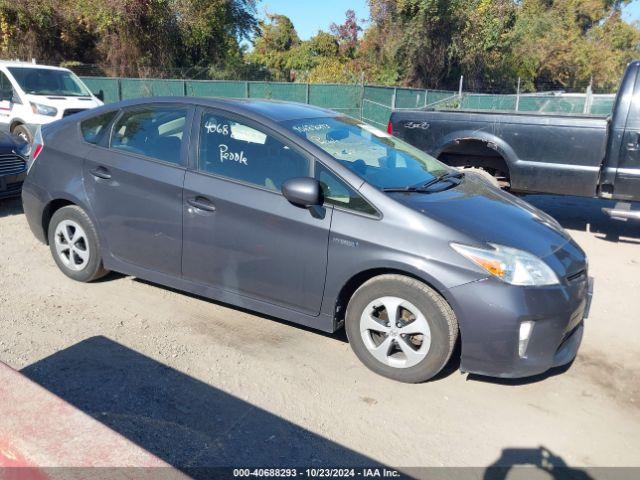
(78, 75), (617, 130)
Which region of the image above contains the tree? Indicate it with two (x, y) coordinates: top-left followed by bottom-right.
(330, 9), (363, 58)
(0, 0), (259, 78)
(249, 13), (300, 80)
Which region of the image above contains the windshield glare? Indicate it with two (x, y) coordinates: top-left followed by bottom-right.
(285, 116), (449, 189)
(8, 67), (91, 97)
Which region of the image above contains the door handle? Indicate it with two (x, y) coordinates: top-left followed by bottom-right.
(187, 196), (216, 212)
(90, 167), (112, 180)
(626, 133), (640, 151)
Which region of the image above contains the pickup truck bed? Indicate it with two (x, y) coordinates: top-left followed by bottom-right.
(391, 108), (609, 197)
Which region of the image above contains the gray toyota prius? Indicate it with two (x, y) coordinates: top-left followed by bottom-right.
(21, 97), (592, 383)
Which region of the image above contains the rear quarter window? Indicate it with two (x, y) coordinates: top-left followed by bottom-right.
(81, 111), (118, 145)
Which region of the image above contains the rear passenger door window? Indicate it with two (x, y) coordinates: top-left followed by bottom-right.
(81, 111), (118, 145)
(111, 107), (188, 165)
(198, 110), (310, 191)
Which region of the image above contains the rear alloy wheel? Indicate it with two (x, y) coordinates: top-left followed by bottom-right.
(346, 274), (458, 383)
(54, 220), (91, 272)
(48, 205), (108, 282)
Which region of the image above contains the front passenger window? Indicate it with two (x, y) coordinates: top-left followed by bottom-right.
(110, 107), (188, 165)
(315, 163), (378, 216)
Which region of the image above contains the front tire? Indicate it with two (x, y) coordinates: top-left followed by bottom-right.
(48, 205), (108, 282)
(11, 124), (33, 144)
(345, 274), (458, 383)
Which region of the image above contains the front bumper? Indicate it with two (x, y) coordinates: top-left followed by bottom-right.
(449, 273), (591, 378)
(0, 170), (26, 199)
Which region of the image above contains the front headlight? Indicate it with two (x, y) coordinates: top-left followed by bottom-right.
(30, 102), (57, 117)
(451, 243), (559, 286)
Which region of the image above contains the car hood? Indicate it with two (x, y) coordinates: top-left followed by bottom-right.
(25, 93), (102, 109)
(0, 130), (25, 150)
(388, 176), (575, 260)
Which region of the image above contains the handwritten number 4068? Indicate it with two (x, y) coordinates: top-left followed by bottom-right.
(205, 122), (230, 135)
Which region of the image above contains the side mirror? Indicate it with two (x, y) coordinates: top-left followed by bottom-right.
(96, 90), (105, 102)
(281, 177), (323, 208)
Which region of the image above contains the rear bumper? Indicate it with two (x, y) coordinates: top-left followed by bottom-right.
(449, 274), (591, 379)
(21, 180), (49, 244)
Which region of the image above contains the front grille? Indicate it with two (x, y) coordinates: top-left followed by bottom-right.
(63, 108), (87, 117)
(0, 153), (27, 176)
(0, 181), (23, 195)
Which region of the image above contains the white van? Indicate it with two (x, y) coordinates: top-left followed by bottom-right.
(0, 61), (103, 143)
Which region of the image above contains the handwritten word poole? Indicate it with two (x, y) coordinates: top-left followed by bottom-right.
(219, 144), (248, 165)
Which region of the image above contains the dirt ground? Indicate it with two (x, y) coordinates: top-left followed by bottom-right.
(0, 193), (639, 473)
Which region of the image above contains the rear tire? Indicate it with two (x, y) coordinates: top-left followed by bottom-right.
(345, 274), (458, 383)
(11, 124), (33, 144)
(48, 205), (109, 282)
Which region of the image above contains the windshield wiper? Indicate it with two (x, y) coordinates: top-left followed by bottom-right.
(381, 186), (424, 193)
(381, 171), (465, 193)
(419, 171), (464, 189)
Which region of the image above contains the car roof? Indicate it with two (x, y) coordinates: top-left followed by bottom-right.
(110, 96), (340, 123)
(0, 61), (71, 71)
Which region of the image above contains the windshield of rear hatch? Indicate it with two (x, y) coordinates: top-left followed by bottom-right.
(8, 67), (91, 97)
(284, 116), (449, 189)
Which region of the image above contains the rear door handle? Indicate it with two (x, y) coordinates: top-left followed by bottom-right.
(187, 196), (216, 212)
(90, 167), (112, 180)
(626, 132), (640, 151)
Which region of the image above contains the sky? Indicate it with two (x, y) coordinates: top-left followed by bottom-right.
(256, 0), (640, 41)
(623, 0), (640, 22)
(257, 0), (371, 40)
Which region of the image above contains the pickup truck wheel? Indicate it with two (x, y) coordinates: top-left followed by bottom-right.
(460, 167), (501, 189)
(345, 274), (458, 383)
(11, 124), (33, 144)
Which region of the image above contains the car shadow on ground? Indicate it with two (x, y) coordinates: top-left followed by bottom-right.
(523, 194), (639, 244)
(132, 277), (351, 344)
(0, 196), (23, 218)
(20, 336), (382, 474)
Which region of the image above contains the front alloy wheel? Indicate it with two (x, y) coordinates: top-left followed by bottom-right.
(346, 274), (458, 383)
(360, 296), (431, 369)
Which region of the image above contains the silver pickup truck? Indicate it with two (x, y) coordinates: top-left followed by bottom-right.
(388, 61), (640, 220)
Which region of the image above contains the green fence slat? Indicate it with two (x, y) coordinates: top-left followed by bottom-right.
(308, 84), (361, 119)
(80, 77), (120, 103)
(248, 82), (307, 102)
(589, 97), (615, 115)
(396, 88), (426, 109)
(186, 81), (248, 98)
(517, 96), (584, 113)
(461, 94), (517, 111)
(426, 90), (457, 105)
(120, 78), (184, 99)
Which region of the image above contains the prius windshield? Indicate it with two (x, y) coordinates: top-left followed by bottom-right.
(8, 67), (92, 97)
(284, 116), (449, 190)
